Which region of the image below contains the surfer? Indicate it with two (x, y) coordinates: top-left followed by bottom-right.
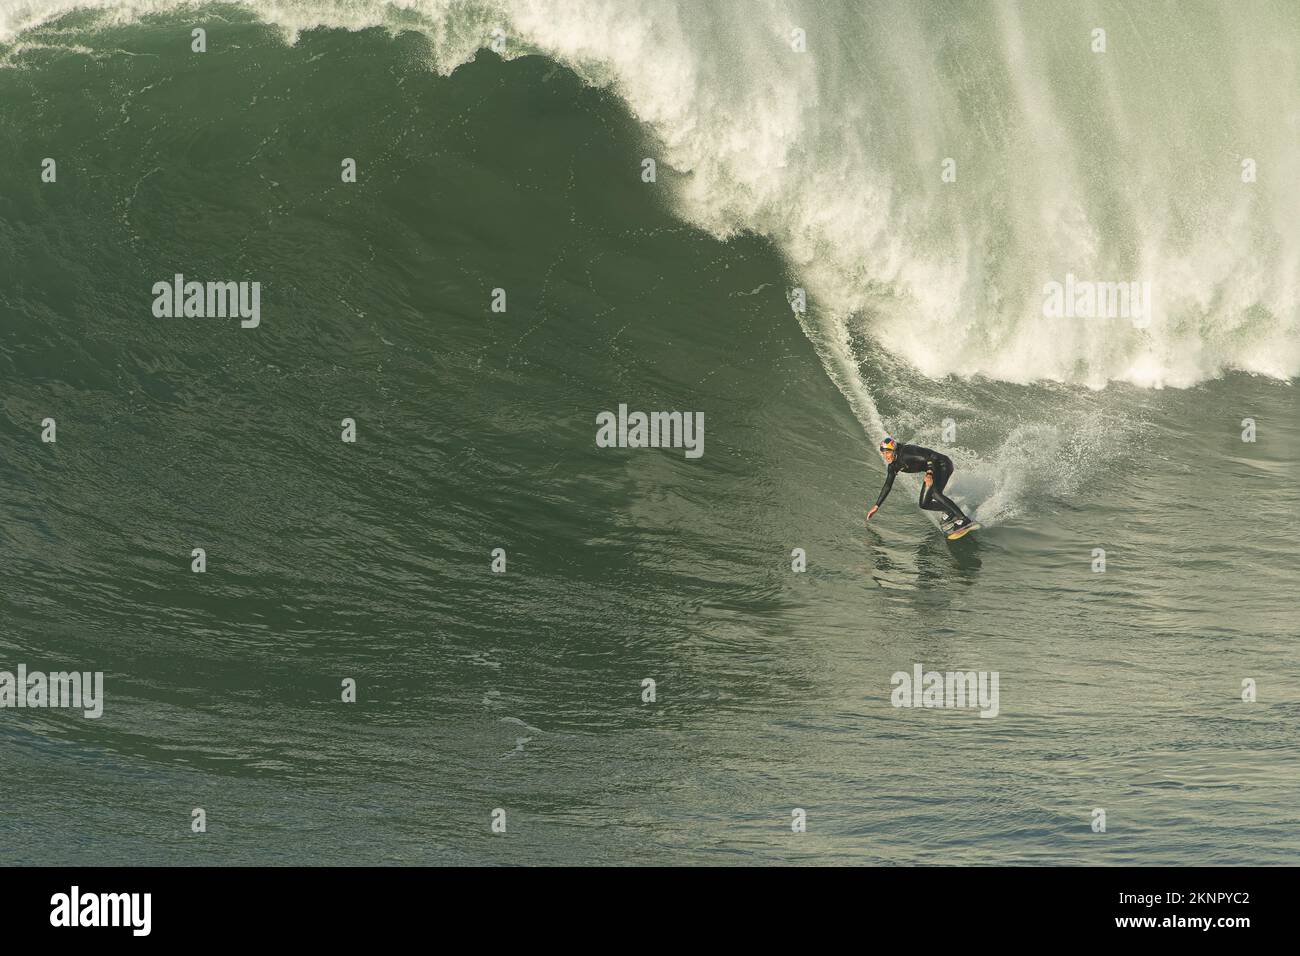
(865, 437), (974, 533)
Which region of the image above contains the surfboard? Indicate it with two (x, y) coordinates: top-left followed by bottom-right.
(943, 519), (980, 541)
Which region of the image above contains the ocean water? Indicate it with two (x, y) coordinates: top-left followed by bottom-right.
(0, 1), (1297, 865)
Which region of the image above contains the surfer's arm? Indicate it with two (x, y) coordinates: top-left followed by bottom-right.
(868, 468), (897, 516)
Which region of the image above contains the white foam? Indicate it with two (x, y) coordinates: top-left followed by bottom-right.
(4, 0), (1296, 394)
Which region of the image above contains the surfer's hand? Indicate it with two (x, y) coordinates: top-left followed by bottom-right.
(866, 505), (878, 521)
(924, 472), (934, 487)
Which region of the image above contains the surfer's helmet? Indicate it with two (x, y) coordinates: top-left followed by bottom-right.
(879, 436), (899, 456)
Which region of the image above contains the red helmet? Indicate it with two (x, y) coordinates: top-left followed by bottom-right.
(879, 436), (899, 454)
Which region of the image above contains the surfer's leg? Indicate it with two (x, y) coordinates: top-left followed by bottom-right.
(921, 460), (966, 522)
(918, 468), (943, 513)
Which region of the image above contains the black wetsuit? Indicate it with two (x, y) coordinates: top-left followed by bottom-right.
(874, 444), (968, 524)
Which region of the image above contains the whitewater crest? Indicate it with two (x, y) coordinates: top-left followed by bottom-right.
(4, 0), (1297, 393)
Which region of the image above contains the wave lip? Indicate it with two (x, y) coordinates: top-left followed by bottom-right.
(6, 0), (1298, 391)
